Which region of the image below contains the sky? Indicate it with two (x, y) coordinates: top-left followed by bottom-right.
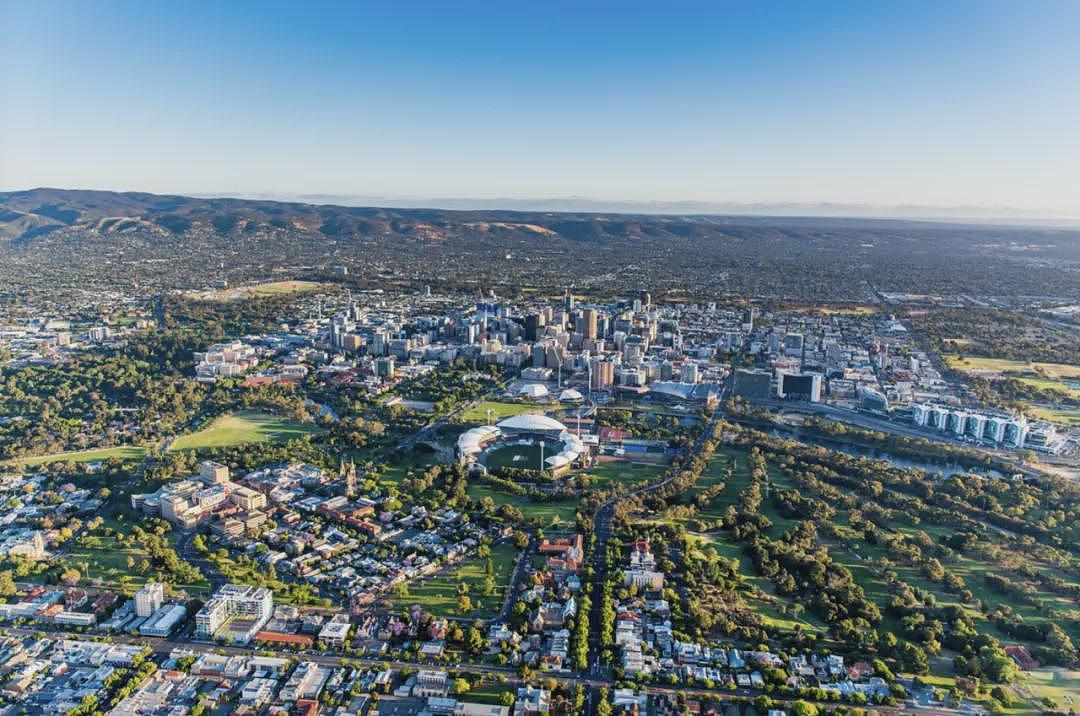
(2, 1), (1079, 216)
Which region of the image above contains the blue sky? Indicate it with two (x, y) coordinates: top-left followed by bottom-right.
(2, 1), (1079, 214)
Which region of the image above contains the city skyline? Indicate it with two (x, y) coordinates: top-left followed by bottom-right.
(0, 3), (1078, 711)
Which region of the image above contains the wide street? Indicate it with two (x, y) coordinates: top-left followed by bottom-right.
(0, 624), (901, 714)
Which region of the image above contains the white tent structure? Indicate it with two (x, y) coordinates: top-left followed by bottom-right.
(517, 383), (550, 399)
(558, 388), (584, 403)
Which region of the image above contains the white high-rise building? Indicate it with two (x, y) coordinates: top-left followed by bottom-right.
(966, 414), (987, 440)
(986, 417), (1007, 443)
(194, 584), (273, 643)
(947, 410), (968, 436)
(134, 582), (164, 618)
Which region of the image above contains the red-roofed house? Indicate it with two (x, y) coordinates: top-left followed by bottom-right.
(1004, 645), (1038, 670)
(598, 426), (631, 442)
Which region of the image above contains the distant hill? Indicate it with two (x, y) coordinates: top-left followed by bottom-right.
(1, 188), (1078, 301)
(2, 187), (1057, 246)
(0, 187), (741, 245)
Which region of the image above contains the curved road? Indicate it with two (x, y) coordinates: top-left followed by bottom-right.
(586, 381), (729, 677)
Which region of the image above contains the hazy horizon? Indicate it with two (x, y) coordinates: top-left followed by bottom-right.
(3, 1), (1080, 216)
(9, 186), (1080, 227)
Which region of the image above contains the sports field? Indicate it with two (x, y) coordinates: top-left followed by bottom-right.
(944, 354), (1080, 423)
(168, 410), (321, 451)
(460, 401), (549, 423)
(944, 354), (1080, 381)
(244, 280), (326, 296)
(10, 445), (148, 467)
(204, 280), (328, 301)
(483, 443), (546, 471)
(586, 459), (666, 487)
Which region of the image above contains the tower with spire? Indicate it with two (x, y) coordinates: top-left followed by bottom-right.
(340, 457), (357, 498)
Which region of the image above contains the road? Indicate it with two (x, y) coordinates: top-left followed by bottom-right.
(175, 530), (228, 592)
(494, 536), (533, 623)
(586, 376), (730, 676)
(394, 378), (512, 453)
(0, 624), (899, 714)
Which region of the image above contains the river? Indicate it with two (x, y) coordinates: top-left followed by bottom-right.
(767, 428), (1005, 478)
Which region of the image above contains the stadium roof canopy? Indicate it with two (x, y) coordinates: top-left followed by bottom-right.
(497, 413), (568, 434)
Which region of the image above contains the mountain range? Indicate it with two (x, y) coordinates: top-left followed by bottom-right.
(2, 188), (1079, 302)
(4, 187), (1076, 246)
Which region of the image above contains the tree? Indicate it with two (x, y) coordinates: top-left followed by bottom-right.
(789, 701), (820, 716)
(457, 595), (473, 614)
(596, 688), (612, 716)
(466, 627), (485, 654)
(990, 686), (1014, 707)
(0, 570), (16, 597)
(60, 567), (81, 586)
(1044, 623), (1079, 666)
(872, 658), (894, 681)
(902, 642), (930, 674)
(977, 645), (1019, 683)
(451, 678), (471, 695)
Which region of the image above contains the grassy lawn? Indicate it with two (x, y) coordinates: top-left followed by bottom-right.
(201, 279), (329, 301)
(944, 355), (1080, 380)
(168, 410), (322, 451)
(466, 482), (579, 527)
(814, 306), (877, 316)
(59, 528), (209, 594)
(1027, 406), (1080, 426)
(687, 448), (797, 530)
(1015, 669), (1080, 712)
(9, 445), (148, 467)
(378, 451), (441, 487)
(584, 459), (666, 487)
(462, 678), (516, 705)
(243, 280), (326, 296)
(390, 543), (517, 619)
(653, 440), (1080, 685)
(459, 401), (554, 423)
